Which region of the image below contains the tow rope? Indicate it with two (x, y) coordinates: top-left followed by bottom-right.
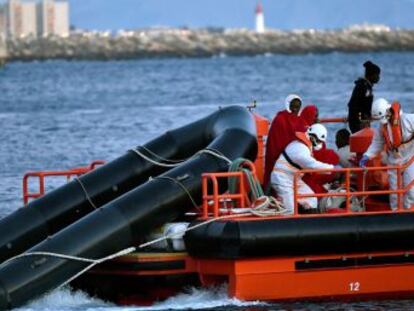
(228, 158), (285, 216)
(0, 156), (285, 290)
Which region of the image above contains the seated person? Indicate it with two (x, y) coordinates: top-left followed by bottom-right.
(271, 124), (334, 214)
(300, 105), (319, 128)
(303, 146), (340, 194)
(336, 129), (356, 168)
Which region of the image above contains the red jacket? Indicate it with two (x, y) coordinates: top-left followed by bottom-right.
(264, 110), (306, 187)
(300, 105), (318, 128)
(303, 146), (340, 194)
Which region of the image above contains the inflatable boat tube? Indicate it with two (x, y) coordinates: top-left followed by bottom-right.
(184, 213), (414, 259)
(0, 106), (257, 309)
(0, 104), (227, 264)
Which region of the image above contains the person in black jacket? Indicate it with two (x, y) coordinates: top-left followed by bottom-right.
(347, 61), (381, 133)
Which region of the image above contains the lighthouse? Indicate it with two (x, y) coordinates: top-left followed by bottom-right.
(255, 1), (265, 33)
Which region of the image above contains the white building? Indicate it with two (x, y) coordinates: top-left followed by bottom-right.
(21, 1), (37, 36)
(4, 0), (37, 37)
(0, 0), (69, 38)
(255, 2), (265, 34)
(53, 0), (69, 36)
(36, 0), (54, 37)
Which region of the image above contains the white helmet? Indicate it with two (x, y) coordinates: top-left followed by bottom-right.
(371, 98), (391, 124)
(307, 123), (328, 142)
(285, 94), (302, 113)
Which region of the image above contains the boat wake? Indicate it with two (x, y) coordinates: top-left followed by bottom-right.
(137, 285), (266, 311)
(16, 285), (265, 311)
(16, 287), (108, 311)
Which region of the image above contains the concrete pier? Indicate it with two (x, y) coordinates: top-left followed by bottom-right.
(4, 27), (414, 61)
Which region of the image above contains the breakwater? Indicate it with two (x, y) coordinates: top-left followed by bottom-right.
(5, 26), (414, 61)
(0, 38), (6, 65)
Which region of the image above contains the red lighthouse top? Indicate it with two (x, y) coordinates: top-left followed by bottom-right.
(255, 2), (263, 14)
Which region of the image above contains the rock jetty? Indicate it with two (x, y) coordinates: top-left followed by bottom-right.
(5, 26), (414, 61)
(0, 39), (7, 65)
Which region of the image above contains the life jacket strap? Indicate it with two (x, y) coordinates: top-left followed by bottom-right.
(282, 150), (302, 170)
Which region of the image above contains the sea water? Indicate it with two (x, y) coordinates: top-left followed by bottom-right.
(1, 53), (414, 310)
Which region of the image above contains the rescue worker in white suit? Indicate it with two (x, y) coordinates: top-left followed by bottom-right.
(360, 98), (414, 210)
(271, 124), (335, 214)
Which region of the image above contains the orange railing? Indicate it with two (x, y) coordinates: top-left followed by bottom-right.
(319, 117), (347, 124)
(293, 155), (414, 214)
(202, 161), (257, 219)
(23, 160), (105, 205)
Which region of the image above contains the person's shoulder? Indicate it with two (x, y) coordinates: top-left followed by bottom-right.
(402, 112), (414, 122)
(276, 110), (289, 117)
(288, 139), (310, 152)
(354, 78), (369, 88)
(272, 109), (289, 122)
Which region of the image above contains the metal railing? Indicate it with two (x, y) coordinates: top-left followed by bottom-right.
(23, 160), (105, 205)
(293, 156), (414, 214)
(201, 161), (257, 219)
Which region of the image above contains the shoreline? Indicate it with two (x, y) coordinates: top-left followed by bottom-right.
(3, 27), (414, 62)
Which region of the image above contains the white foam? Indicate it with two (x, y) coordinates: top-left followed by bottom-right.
(16, 287), (109, 311)
(70, 109), (103, 115)
(123, 285), (266, 311)
(13, 285), (265, 311)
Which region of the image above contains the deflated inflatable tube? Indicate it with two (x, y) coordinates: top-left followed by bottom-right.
(0, 106), (218, 264)
(0, 106), (257, 309)
(184, 213), (414, 259)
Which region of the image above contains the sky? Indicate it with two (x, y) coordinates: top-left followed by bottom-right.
(6, 0), (414, 31)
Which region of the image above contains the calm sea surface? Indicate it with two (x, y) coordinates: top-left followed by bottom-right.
(1, 53), (414, 310)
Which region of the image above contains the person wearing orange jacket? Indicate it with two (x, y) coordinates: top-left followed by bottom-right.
(360, 98), (414, 210)
(271, 124), (334, 214)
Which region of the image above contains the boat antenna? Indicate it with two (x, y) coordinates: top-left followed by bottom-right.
(247, 100), (257, 111)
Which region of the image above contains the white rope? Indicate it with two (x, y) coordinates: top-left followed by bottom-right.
(138, 146), (184, 164)
(130, 148), (180, 168)
(0, 210), (260, 289)
(74, 177), (97, 210)
(1, 197), (287, 289)
(1, 150), (277, 289)
(249, 196), (287, 217)
(154, 176), (200, 210)
(130, 148), (232, 168)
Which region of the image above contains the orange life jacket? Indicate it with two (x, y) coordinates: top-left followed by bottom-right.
(280, 132), (313, 170)
(295, 131), (313, 152)
(382, 102), (403, 151)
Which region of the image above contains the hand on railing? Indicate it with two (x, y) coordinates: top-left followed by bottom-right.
(359, 155), (370, 168)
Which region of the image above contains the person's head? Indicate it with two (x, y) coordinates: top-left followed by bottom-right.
(307, 123), (327, 151)
(364, 61), (381, 84)
(285, 94), (302, 115)
(371, 98), (391, 124)
(301, 105), (319, 126)
(335, 128), (351, 149)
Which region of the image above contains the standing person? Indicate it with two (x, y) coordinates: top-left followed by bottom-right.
(271, 124), (334, 214)
(347, 61), (381, 133)
(264, 94), (306, 188)
(360, 98), (414, 210)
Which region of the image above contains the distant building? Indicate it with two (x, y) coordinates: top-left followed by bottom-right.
(37, 0), (69, 37)
(0, 0), (69, 38)
(255, 1), (265, 34)
(21, 2), (37, 36)
(53, 0), (69, 36)
(0, 6), (6, 38)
